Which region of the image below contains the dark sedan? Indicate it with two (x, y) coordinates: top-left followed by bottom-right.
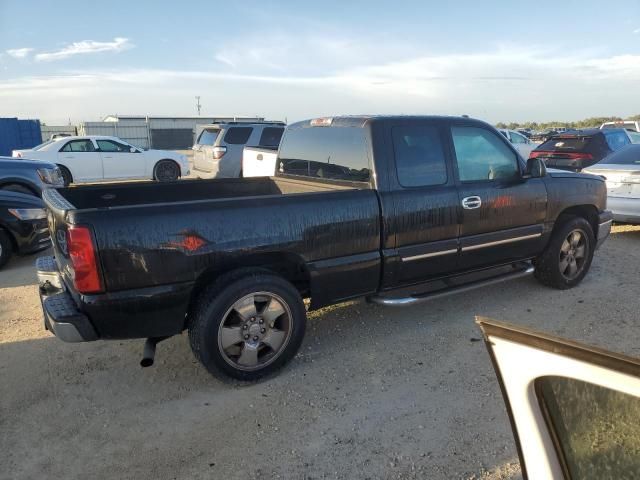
(0, 157), (63, 196)
(0, 190), (50, 268)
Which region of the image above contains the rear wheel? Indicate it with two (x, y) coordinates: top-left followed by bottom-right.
(189, 271), (306, 381)
(154, 160), (180, 182)
(0, 230), (13, 269)
(57, 165), (73, 186)
(534, 216), (595, 289)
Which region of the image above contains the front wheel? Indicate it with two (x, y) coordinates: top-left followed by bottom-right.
(188, 271), (306, 381)
(534, 216), (595, 289)
(154, 160), (180, 182)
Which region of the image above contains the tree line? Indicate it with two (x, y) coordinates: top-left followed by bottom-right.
(495, 114), (640, 130)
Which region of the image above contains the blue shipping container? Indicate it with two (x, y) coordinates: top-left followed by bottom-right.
(0, 118), (42, 156)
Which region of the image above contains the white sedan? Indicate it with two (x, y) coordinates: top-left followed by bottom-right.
(12, 136), (190, 185)
(499, 129), (537, 158)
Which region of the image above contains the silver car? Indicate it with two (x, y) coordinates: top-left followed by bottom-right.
(192, 122), (285, 178)
(584, 144), (640, 223)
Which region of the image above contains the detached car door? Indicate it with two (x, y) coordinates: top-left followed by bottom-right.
(57, 139), (102, 182)
(478, 317), (640, 479)
(450, 122), (547, 270)
(98, 139), (146, 180)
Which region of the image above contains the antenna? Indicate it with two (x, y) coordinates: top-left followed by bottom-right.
(195, 96), (202, 116)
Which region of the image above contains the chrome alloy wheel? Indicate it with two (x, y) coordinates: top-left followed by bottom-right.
(559, 229), (588, 280)
(217, 292), (292, 371)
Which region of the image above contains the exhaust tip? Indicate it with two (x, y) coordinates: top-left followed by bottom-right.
(140, 357), (154, 368)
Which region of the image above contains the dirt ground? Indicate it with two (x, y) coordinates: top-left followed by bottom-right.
(1, 225), (639, 480)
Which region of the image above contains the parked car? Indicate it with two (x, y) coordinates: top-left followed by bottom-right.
(584, 144), (640, 223)
(36, 115), (611, 381)
(478, 317), (640, 479)
(530, 128), (631, 171)
(0, 157), (64, 195)
(499, 129), (536, 158)
(192, 122), (285, 178)
(0, 190), (50, 268)
(49, 133), (73, 140)
(12, 136), (189, 185)
(600, 120), (640, 132)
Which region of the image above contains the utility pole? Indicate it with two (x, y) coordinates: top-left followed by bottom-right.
(195, 96), (202, 116)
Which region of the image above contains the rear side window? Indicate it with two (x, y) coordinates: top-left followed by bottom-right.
(96, 140), (130, 152)
(259, 127), (284, 148)
(392, 125), (447, 187)
(224, 127), (253, 145)
(197, 129), (220, 146)
(278, 126), (370, 182)
(605, 131), (630, 151)
(60, 140), (95, 152)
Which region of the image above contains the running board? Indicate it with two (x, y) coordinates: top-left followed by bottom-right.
(368, 266), (535, 307)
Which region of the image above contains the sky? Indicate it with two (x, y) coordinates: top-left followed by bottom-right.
(0, 0), (639, 125)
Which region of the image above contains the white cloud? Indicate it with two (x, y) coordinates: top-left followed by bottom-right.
(6, 48), (34, 59)
(1, 45), (640, 123)
(35, 37), (132, 62)
(633, 27), (640, 34)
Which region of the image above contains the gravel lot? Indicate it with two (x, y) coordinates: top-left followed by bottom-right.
(1, 225), (639, 480)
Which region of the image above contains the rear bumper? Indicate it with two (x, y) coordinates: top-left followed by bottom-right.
(607, 196), (640, 223)
(596, 211), (613, 249)
(37, 257), (98, 342)
(36, 255), (191, 341)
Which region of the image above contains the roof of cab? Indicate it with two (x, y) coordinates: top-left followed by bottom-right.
(289, 115), (488, 129)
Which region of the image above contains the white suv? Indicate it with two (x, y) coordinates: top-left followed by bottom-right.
(192, 122), (285, 178)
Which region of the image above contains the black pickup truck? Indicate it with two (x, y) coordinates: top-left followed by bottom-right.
(37, 116), (612, 380)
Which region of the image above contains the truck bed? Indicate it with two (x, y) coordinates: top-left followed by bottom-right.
(57, 176), (356, 210)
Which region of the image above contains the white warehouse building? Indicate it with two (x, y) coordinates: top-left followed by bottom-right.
(75, 115), (268, 150)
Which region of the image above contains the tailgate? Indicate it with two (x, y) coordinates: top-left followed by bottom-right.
(42, 188), (77, 276)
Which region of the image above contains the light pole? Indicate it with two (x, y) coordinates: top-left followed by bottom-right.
(195, 96), (202, 116)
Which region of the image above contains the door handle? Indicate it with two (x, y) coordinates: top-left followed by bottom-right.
(103, 156), (113, 159)
(64, 156), (75, 159)
(462, 196), (482, 209)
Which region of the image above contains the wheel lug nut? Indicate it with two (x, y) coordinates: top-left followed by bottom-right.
(244, 334), (249, 340)
(260, 328), (266, 333)
(243, 325), (248, 330)
(259, 319), (264, 324)
(253, 336), (259, 341)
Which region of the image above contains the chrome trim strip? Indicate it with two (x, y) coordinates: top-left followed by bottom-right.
(599, 219), (613, 228)
(402, 248), (458, 262)
(461, 233), (542, 252)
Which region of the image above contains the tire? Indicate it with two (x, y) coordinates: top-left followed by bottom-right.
(57, 165), (73, 186)
(1, 184), (35, 195)
(154, 160), (180, 182)
(188, 270), (306, 381)
(0, 229), (13, 270)
(534, 215), (595, 290)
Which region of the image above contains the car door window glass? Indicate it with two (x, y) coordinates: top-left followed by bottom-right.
(223, 127), (253, 145)
(536, 376), (640, 479)
(97, 140), (129, 152)
(392, 125), (447, 187)
(259, 127), (284, 148)
(60, 140), (96, 152)
(452, 126), (519, 182)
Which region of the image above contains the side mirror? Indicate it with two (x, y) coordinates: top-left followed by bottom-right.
(523, 157), (546, 179)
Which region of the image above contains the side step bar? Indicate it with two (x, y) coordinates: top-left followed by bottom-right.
(368, 266), (535, 307)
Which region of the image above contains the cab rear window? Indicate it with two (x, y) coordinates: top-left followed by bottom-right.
(278, 126), (370, 182)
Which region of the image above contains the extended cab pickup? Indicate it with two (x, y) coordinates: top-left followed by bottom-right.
(37, 116), (613, 380)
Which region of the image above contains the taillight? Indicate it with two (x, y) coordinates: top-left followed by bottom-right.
(212, 146), (227, 160)
(529, 151), (593, 160)
(66, 226), (103, 294)
(529, 151), (545, 159)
